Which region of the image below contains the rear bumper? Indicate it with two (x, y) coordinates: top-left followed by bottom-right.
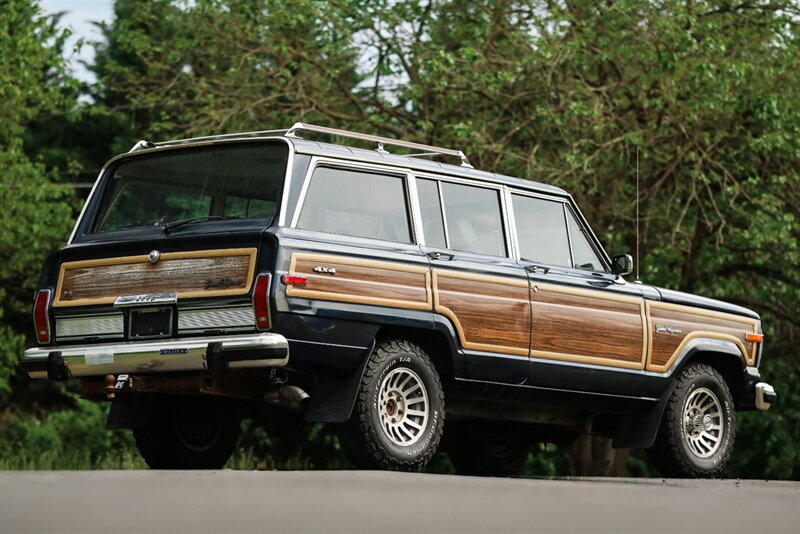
(22, 333), (289, 379)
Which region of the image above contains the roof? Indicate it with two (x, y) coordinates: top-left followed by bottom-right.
(286, 137), (570, 197)
(126, 122), (569, 198)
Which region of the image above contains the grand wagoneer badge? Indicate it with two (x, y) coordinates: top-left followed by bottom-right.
(655, 324), (683, 335)
(205, 278), (244, 289)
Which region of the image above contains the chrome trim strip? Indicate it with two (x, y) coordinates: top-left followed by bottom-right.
(56, 314), (124, 339)
(406, 175), (425, 245)
(23, 333), (289, 378)
(115, 292), (178, 307)
(177, 306), (255, 332)
(67, 167), (105, 244)
(277, 138), (295, 227)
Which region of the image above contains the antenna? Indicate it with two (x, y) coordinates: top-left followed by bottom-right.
(635, 146), (641, 283)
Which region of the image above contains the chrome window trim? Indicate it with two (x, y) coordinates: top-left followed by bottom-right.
(503, 187), (518, 261)
(68, 170), (104, 244)
(563, 203), (576, 268)
(406, 175), (425, 246)
(289, 156), (417, 246)
(437, 180), (451, 248)
(276, 138), (296, 227)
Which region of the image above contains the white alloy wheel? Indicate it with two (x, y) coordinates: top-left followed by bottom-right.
(683, 387), (724, 459)
(378, 367), (429, 446)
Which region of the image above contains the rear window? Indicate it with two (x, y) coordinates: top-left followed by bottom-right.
(87, 142), (287, 235)
(296, 166), (412, 243)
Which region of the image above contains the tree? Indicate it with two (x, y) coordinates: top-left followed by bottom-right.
(0, 0), (77, 401)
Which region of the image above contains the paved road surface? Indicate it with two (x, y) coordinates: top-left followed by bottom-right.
(1, 471), (798, 533)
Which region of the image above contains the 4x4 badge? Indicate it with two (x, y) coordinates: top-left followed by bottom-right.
(313, 266), (336, 275)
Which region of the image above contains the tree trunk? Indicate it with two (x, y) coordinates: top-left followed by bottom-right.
(569, 435), (630, 477)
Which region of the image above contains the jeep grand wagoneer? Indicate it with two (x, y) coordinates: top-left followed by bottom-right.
(23, 123), (776, 476)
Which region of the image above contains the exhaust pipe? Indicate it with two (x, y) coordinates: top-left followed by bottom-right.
(263, 385), (309, 413)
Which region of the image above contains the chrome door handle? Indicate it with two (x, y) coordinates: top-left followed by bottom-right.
(524, 264), (551, 274)
(426, 251), (454, 261)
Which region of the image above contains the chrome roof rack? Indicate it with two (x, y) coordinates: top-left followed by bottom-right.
(130, 122), (473, 167)
(285, 123), (473, 168)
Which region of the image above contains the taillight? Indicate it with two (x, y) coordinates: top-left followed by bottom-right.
(253, 273), (271, 331)
(281, 275), (308, 287)
(33, 289), (52, 344)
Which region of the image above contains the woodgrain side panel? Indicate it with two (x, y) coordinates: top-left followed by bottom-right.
(286, 253), (431, 310)
(433, 270), (530, 356)
(55, 248), (257, 307)
(530, 283), (646, 369)
(646, 301), (759, 372)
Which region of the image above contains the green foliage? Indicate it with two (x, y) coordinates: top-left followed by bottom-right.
(0, 393), (144, 469)
(0, 1), (77, 402)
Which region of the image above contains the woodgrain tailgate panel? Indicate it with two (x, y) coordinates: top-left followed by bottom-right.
(55, 248), (257, 307)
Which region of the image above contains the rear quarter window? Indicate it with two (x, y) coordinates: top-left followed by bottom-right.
(296, 166), (412, 243)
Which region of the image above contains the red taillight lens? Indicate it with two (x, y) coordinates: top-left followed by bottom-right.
(281, 275), (307, 287)
(253, 273), (271, 331)
(33, 289), (52, 344)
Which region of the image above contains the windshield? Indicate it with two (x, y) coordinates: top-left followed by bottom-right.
(87, 142), (288, 235)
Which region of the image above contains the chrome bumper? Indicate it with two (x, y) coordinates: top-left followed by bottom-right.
(22, 333), (289, 379)
(755, 382), (777, 411)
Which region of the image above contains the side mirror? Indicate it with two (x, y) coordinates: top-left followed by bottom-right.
(611, 254), (633, 276)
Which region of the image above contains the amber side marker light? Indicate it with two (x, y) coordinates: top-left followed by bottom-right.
(253, 274), (272, 330)
(33, 289), (52, 344)
(746, 333), (764, 343)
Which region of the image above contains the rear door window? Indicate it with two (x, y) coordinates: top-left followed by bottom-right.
(439, 182), (506, 257)
(297, 166), (412, 243)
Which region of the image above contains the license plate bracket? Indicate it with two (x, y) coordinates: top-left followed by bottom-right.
(129, 307), (173, 340)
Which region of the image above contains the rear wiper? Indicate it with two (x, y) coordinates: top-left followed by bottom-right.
(162, 215), (242, 234)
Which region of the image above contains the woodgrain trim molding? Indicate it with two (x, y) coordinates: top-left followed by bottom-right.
(433, 269), (530, 357)
(54, 248), (257, 307)
(286, 252), (432, 311)
(531, 282), (649, 370)
(530, 349), (644, 370)
(645, 300), (759, 371)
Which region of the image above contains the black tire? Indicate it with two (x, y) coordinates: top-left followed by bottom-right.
(649, 363), (735, 478)
(337, 339), (445, 471)
(447, 424), (531, 477)
(134, 396), (240, 469)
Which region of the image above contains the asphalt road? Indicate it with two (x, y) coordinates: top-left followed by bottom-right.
(1, 471), (798, 533)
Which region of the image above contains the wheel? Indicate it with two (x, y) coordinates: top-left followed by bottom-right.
(447, 423), (531, 477)
(649, 363), (735, 478)
(337, 339), (445, 471)
(134, 396), (240, 469)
